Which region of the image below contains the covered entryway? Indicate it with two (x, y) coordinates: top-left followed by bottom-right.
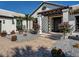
(75, 16), (79, 31)
(0, 21), (1, 32)
(38, 6), (68, 34)
(52, 17), (62, 32)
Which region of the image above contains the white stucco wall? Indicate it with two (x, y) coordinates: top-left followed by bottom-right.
(29, 20), (33, 29)
(22, 20), (27, 30)
(69, 15), (76, 32)
(62, 9), (70, 22)
(0, 18), (16, 34)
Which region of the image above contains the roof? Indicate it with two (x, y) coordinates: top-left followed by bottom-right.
(0, 9), (25, 18)
(38, 6), (69, 16)
(30, 2), (66, 16)
(70, 4), (79, 10)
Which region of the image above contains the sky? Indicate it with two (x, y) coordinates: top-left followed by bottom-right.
(0, 1), (79, 14)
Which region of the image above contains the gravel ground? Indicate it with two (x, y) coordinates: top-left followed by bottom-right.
(52, 39), (79, 57)
(1, 32), (79, 57)
(0, 36), (56, 57)
(6, 33), (39, 41)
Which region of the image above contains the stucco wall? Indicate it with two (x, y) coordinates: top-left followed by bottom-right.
(62, 9), (79, 32)
(22, 20), (27, 30)
(0, 18), (16, 34)
(69, 15), (76, 32)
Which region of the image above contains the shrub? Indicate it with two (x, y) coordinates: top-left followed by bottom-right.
(59, 22), (71, 39)
(11, 35), (17, 41)
(33, 22), (40, 33)
(1, 31), (7, 37)
(11, 30), (15, 34)
(51, 47), (65, 57)
(29, 29), (37, 34)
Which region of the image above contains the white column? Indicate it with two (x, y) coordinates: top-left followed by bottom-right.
(62, 9), (70, 22)
(30, 20), (33, 29)
(48, 16), (52, 32)
(38, 14), (42, 34)
(28, 20), (30, 30)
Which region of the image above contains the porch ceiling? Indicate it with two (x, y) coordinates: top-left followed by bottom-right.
(38, 6), (69, 16)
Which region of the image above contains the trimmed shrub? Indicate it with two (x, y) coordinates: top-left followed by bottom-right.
(1, 31), (7, 37)
(11, 35), (17, 41)
(51, 47), (65, 57)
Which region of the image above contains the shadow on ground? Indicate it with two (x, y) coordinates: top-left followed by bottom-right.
(11, 46), (51, 57)
(0, 46), (73, 57)
(47, 34), (63, 40)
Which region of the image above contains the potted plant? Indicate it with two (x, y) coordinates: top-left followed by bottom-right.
(11, 30), (16, 34)
(11, 35), (17, 41)
(0, 31), (7, 37)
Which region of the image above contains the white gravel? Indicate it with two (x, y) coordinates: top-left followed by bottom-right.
(52, 39), (79, 57)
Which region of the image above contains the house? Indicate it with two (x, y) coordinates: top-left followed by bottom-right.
(31, 2), (79, 34)
(0, 9), (29, 34)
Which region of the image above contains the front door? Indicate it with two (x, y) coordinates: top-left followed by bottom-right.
(52, 17), (62, 32)
(0, 21), (1, 32)
(76, 16), (79, 31)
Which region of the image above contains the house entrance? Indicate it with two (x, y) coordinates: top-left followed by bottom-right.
(52, 17), (62, 32)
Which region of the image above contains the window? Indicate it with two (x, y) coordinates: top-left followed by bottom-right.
(12, 19), (14, 24)
(3, 20), (5, 24)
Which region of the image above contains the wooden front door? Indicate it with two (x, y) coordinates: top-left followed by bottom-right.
(52, 17), (62, 32)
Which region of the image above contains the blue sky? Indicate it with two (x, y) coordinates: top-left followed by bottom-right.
(0, 1), (79, 14)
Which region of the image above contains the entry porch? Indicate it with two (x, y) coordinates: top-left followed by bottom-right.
(37, 7), (69, 34)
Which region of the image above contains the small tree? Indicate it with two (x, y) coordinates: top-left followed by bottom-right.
(59, 22), (71, 39)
